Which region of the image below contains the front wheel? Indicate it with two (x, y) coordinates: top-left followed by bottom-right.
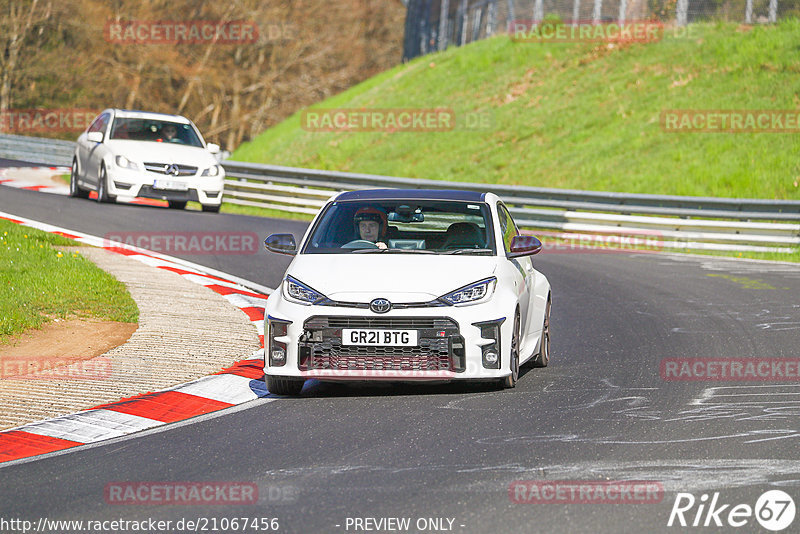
(96, 165), (115, 203)
(265, 375), (304, 396)
(69, 159), (89, 198)
(500, 312), (521, 389)
(532, 297), (551, 368)
(167, 200), (187, 210)
(201, 204), (220, 213)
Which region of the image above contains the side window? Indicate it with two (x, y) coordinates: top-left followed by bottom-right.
(498, 204), (519, 253)
(88, 113), (110, 133)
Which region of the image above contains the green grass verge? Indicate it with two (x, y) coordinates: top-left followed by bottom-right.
(0, 219), (139, 344)
(233, 20), (800, 200)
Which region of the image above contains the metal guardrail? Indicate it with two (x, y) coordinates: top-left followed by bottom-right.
(0, 132), (75, 167)
(2, 133), (799, 253)
(221, 160), (800, 253)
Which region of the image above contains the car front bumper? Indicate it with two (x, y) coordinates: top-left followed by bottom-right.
(263, 295), (525, 382)
(106, 166), (224, 205)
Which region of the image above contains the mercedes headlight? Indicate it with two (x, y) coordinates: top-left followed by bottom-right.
(440, 277), (496, 306)
(115, 155), (139, 170)
(201, 165), (220, 177)
(283, 275), (326, 305)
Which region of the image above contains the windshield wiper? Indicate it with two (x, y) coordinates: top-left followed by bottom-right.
(352, 248), (435, 254)
(441, 248), (494, 255)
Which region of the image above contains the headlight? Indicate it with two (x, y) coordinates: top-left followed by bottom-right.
(283, 275), (326, 305)
(115, 155), (138, 170)
(440, 277), (496, 306)
(201, 165), (220, 176)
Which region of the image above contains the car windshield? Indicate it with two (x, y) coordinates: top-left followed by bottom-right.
(108, 118), (204, 147)
(302, 199), (496, 255)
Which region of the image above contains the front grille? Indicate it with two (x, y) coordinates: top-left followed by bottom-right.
(309, 342), (451, 371)
(299, 316), (464, 372)
(143, 162), (198, 176)
(305, 317), (456, 330)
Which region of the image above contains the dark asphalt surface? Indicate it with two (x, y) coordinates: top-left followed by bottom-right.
(1, 185), (799, 533)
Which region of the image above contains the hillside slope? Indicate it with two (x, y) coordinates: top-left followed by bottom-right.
(233, 20), (800, 200)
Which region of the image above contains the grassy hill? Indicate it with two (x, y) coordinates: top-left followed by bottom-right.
(233, 20), (800, 200)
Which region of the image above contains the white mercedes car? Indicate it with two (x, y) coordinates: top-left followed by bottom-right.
(262, 189), (551, 395)
(70, 109), (224, 212)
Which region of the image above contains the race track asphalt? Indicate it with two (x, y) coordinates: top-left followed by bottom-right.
(1, 186), (799, 533)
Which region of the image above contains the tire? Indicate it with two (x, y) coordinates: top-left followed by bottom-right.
(201, 204), (220, 213)
(69, 159), (89, 198)
(167, 200), (187, 210)
(265, 375), (304, 396)
(533, 297), (551, 368)
(96, 165), (115, 203)
(500, 311), (521, 389)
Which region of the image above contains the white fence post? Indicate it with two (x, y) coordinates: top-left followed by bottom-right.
(769, 0), (778, 23)
(676, 0), (688, 26)
(572, 0), (580, 26)
(745, 0), (753, 24)
(592, 0), (602, 23)
(534, 0), (544, 22)
(438, 0), (450, 51)
(618, 0), (627, 23)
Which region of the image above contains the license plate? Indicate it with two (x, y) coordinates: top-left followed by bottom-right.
(342, 329), (418, 346)
(153, 179), (188, 191)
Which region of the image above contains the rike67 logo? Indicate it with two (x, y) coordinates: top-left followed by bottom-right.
(668, 490), (795, 531)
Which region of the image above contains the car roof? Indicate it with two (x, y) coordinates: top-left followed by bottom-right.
(335, 189), (487, 202)
(110, 109), (192, 123)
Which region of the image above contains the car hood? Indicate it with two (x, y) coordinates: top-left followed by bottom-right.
(287, 254), (498, 303)
(104, 140), (217, 166)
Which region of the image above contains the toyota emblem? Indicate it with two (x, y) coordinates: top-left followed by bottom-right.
(370, 298), (392, 314)
(165, 164), (180, 176)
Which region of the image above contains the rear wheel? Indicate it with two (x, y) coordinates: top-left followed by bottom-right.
(201, 204), (220, 213)
(167, 200), (187, 210)
(69, 159), (89, 198)
(265, 375), (304, 396)
(533, 297), (551, 368)
(96, 165), (115, 203)
(500, 312), (521, 389)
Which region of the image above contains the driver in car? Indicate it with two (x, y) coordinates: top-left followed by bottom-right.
(354, 207), (388, 249)
(159, 124), (181, 143)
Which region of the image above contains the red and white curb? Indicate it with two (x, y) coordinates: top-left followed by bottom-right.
(0, 166), (70, 195)
(0, 211), (275, 465)
(0, 167), (168, 207)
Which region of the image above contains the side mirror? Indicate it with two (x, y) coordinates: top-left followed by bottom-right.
(87, 131), (104, 143)
(207, 143), (220, 154)
(264, 233), (297, 255)
(508, 235), (543, 258)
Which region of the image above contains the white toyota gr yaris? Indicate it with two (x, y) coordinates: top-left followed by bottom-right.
(262, 189), (551, 395)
